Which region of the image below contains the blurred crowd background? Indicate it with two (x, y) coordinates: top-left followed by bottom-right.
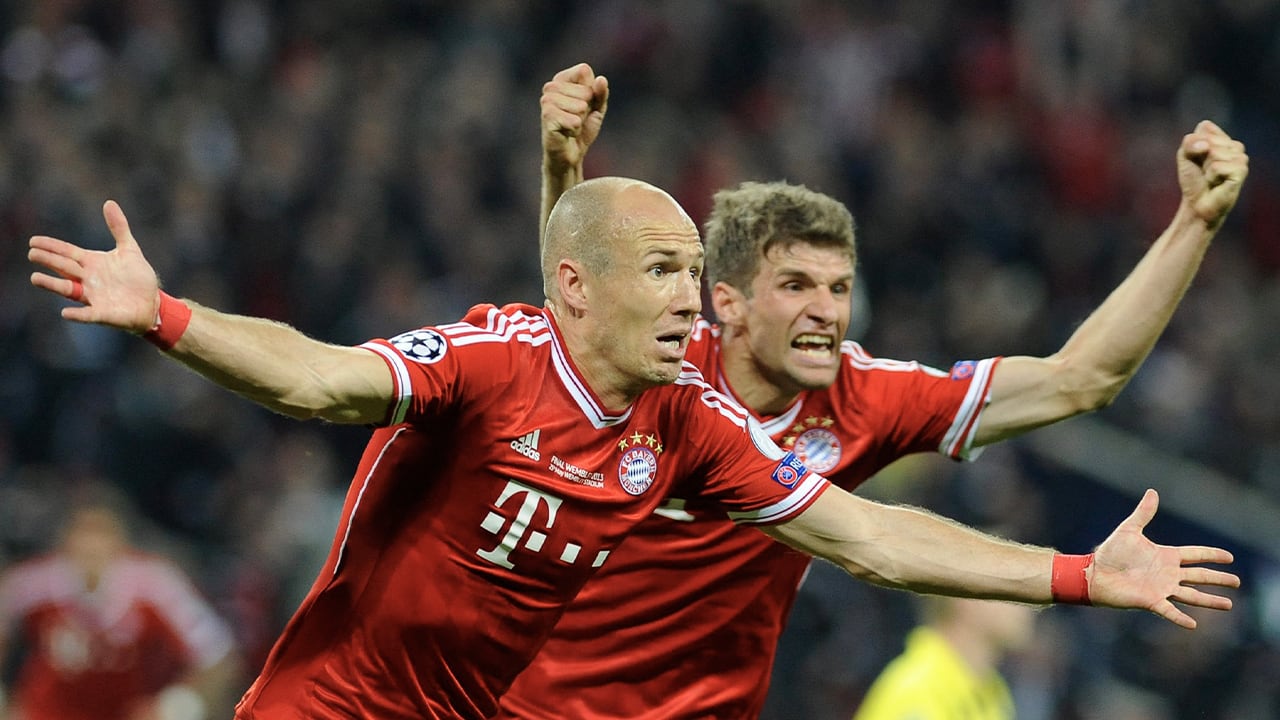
(1, 1), (1277, 718)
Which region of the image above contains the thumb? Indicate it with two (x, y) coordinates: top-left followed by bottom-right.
(1121, 488), (1160, 532)
(102, 200), (138, 250)
(593, 75), (610, 116)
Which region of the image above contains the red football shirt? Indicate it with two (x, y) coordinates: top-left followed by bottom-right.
(496, 316), (1000, 719)
(233, 305), (829, 720)
(0, 553), (235, 720)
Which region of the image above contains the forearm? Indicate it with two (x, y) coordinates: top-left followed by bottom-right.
(766, 490), (1053, 602)
(1054, 202), (1213, 390)
(779, 486), (1237, 630)
(976, 202), (1216, 444)
(161, 300), (391, 424)
(540, 160), (584, 252)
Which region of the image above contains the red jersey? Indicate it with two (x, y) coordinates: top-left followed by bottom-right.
(0, 552), (235, 720)
(233, 304), (829, 720)
(496, 316), (1000, 719)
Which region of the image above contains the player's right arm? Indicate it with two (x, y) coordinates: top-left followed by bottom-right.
(28, 201), (394, 425)
(539, 62), (608, 252)
(761, 484), (1238, 630)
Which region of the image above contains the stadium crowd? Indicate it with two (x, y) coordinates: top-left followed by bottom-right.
(1, 1), (1277, 718)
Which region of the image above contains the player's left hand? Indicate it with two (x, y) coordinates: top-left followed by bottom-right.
(1177, 120), (1249, 231)
(1087, 488), (1238, 629)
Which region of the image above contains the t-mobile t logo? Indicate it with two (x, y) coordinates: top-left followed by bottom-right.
(476, 480), (609, 570)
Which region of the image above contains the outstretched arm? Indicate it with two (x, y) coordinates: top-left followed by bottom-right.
(975, 120), (1249, 444)
(29, 201), (393, 424)
(764, 487), (1237, 629)
(539, 62), (609, 252)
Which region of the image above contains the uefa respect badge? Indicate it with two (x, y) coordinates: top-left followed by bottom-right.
(770, 451), (808, 489)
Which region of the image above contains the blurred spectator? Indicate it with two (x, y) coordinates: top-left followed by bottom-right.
(0, 481), (240, 720)
(851, 595), (1038, 720)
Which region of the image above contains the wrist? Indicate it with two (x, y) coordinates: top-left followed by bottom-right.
(143, 291), (192, 350)
(1051, 553), (1094, 605)
(1173, 198), (1224, 235)
(542, 159), (584, 181)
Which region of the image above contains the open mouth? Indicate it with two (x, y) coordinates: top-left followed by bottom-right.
(791, 333), (835, 358)
(657, 332), (688, 354)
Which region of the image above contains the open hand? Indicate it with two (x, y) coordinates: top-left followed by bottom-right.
(28, 200), (160, 333)
(1088, 489), (1239, 629)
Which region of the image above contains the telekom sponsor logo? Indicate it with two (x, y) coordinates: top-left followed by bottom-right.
(476, 480), (609, 570)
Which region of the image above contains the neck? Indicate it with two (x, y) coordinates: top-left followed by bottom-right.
(549, 304), (636, 412)
(719, 329), (801, 415)
(581, 361), (637, 411)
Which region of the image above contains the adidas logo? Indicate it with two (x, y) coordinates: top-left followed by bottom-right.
(511, 429), (541, 461)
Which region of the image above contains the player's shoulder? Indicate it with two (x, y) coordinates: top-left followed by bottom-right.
(662, 361), (753, 426)
(438, 303), (551, 346)
(382, 303), (552, 363)
(664, 360), (714, 400)
(834, 340), (947, 376)
(837, 342), (1000, 397)
(834, 340), (962, 392)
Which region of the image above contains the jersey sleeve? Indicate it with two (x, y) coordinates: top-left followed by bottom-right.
(360, 328), (464, 427)
(359, 304), (527, 427)
(842, 343), (1002, 462)
(674, 375), (830, 526)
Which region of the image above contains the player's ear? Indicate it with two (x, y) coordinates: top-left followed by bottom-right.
(558, 260), (590, 313)
(711, 281), (746, 327)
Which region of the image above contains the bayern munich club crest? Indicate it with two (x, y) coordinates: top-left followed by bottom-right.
(781, 416), (842, 474)
(389, 329), (448, 364)
(618, 447), (657, 495)
(793, 428), (841, 473)
(616, 432), (662, 495)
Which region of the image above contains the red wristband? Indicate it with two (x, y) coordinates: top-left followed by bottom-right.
(143, 291), (192, 350)
(1051, 553), (1093, 605)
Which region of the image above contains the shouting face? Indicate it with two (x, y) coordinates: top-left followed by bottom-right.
(715, 241), (854, 412)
